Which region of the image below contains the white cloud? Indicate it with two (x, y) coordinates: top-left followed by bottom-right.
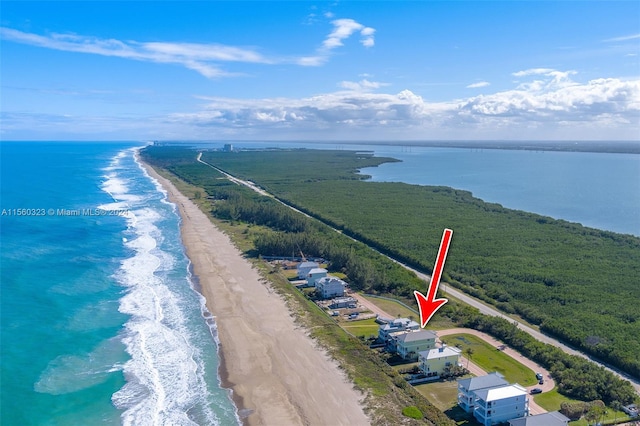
(339, 79), (389, 91)
(1, 18), (376, 76)
(4, 68), (637, 140)
(604, 33), (640, 42)
(0, 27), (266, 78)
(322, 19), (376, 50)
(169, 70), (639, 140)
(467, 81), (491, 89)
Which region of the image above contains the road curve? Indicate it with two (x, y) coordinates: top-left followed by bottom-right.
(196, 152), (640, 395)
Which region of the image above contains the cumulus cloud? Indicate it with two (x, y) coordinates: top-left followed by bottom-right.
(467, 81), (491, 89)
(171, 69), (639, 139)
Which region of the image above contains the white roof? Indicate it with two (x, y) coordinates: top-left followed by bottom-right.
(308, 268), (327, 274)
(420, 346), (461, 360)
(474, 384), (527, 402)
(298, 261), (319, 269)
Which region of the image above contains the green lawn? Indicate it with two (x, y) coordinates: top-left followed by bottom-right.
(362, 295), (455, 330)
(414, 379), (463, 412)
(441, 334), (536, 386)
(535, 389), (631, 426)
(340, 317), (380, 338)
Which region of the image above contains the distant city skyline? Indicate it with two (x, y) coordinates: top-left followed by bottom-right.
(1, 1), (639, 141)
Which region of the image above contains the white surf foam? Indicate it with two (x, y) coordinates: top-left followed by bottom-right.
(107, 149), (226, 426)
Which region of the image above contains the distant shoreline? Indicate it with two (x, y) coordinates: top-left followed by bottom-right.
(2, 139), (638, 154)
(150, 139), (640, 154)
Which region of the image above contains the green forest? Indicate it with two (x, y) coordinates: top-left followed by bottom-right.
(140, 145), (639, 405)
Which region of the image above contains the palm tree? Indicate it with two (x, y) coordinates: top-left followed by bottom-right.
(464, 347), (474, 370)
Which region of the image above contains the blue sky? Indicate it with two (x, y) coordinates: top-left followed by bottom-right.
(1, 1), (639, 141)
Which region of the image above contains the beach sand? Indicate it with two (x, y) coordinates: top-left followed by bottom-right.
(143, 163), (370, 426)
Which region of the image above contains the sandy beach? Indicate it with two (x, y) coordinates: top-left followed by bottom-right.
(142, 163), (369, 426)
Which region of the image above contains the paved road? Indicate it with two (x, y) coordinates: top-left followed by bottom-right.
(197, 153), (640, 395)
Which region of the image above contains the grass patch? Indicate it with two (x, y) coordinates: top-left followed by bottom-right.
(534, 389), (630, 426)
(414, 379), (464, 412)
(363, 295), (455, 330)
(441, 334), (536, 386)
(533, 388), (576, 411)
(340, 317), (380, 338)
(402, 406), (423, 419)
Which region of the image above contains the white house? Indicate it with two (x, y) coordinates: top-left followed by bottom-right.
(306, 268), (328, 287)
(473, 384), (529, 426)
(378, 318), (420, 342)
(457, 372), (510, 413)
(315, 276), (346, 299)
(508, 411), (569, 426)
(392, 330), (437, 361)
(297, 261), (319, 279)
(418, 345), (462, 378)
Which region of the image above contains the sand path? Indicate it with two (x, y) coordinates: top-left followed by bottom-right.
(143, 163), (369, 426)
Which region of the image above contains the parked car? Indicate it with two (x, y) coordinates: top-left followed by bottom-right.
(530, 388), (543, 395)
(535, 372), (543, 381)
(622, 404), (638, 417)
(539, 379), (544, 385)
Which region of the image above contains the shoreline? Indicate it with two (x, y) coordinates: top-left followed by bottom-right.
(140, 160), (370, 426)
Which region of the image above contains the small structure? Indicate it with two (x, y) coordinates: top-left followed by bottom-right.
(473, 384), (529, 426)
(378, 318), (420, 342)
(329, 297), (357, 309)
(392, 330), (437, 361)
(306, 268), (328, 287)
(223, 144), (234, 152)
(458, 372), (510, 413)
(315, 276), (345, 298)
(418, 345), (462, 378)
(508, 411), (569, 426)
(297, 261), (320, 279)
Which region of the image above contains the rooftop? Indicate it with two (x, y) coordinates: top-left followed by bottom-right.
(395, 329), (437, 343)
(458, 372), (508, 391)
(508, 411), (570, 426)
(474, 384), (527, 402)
(419, 345), (462, 360)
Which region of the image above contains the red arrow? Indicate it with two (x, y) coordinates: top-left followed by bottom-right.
(414, 228), (453, 328)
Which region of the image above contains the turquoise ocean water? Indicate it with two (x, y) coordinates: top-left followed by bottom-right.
(0, 142), (239, 425)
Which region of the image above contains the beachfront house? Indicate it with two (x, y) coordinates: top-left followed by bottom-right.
(297, 261), (319, 279)
(473, 384), (529, 426)
(393, 330), (437, 361)
(329, 297), (357, 309)
(508, 411), (569, 426)
(378, 318), (420, 342)
(315, 276), (346, 299)
(306, 268), (328, 287)
(457, 372), (510, 413)
(418, 345), (462, 378)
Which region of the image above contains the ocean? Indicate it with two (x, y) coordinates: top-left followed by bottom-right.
(0, 142), (239, 425)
